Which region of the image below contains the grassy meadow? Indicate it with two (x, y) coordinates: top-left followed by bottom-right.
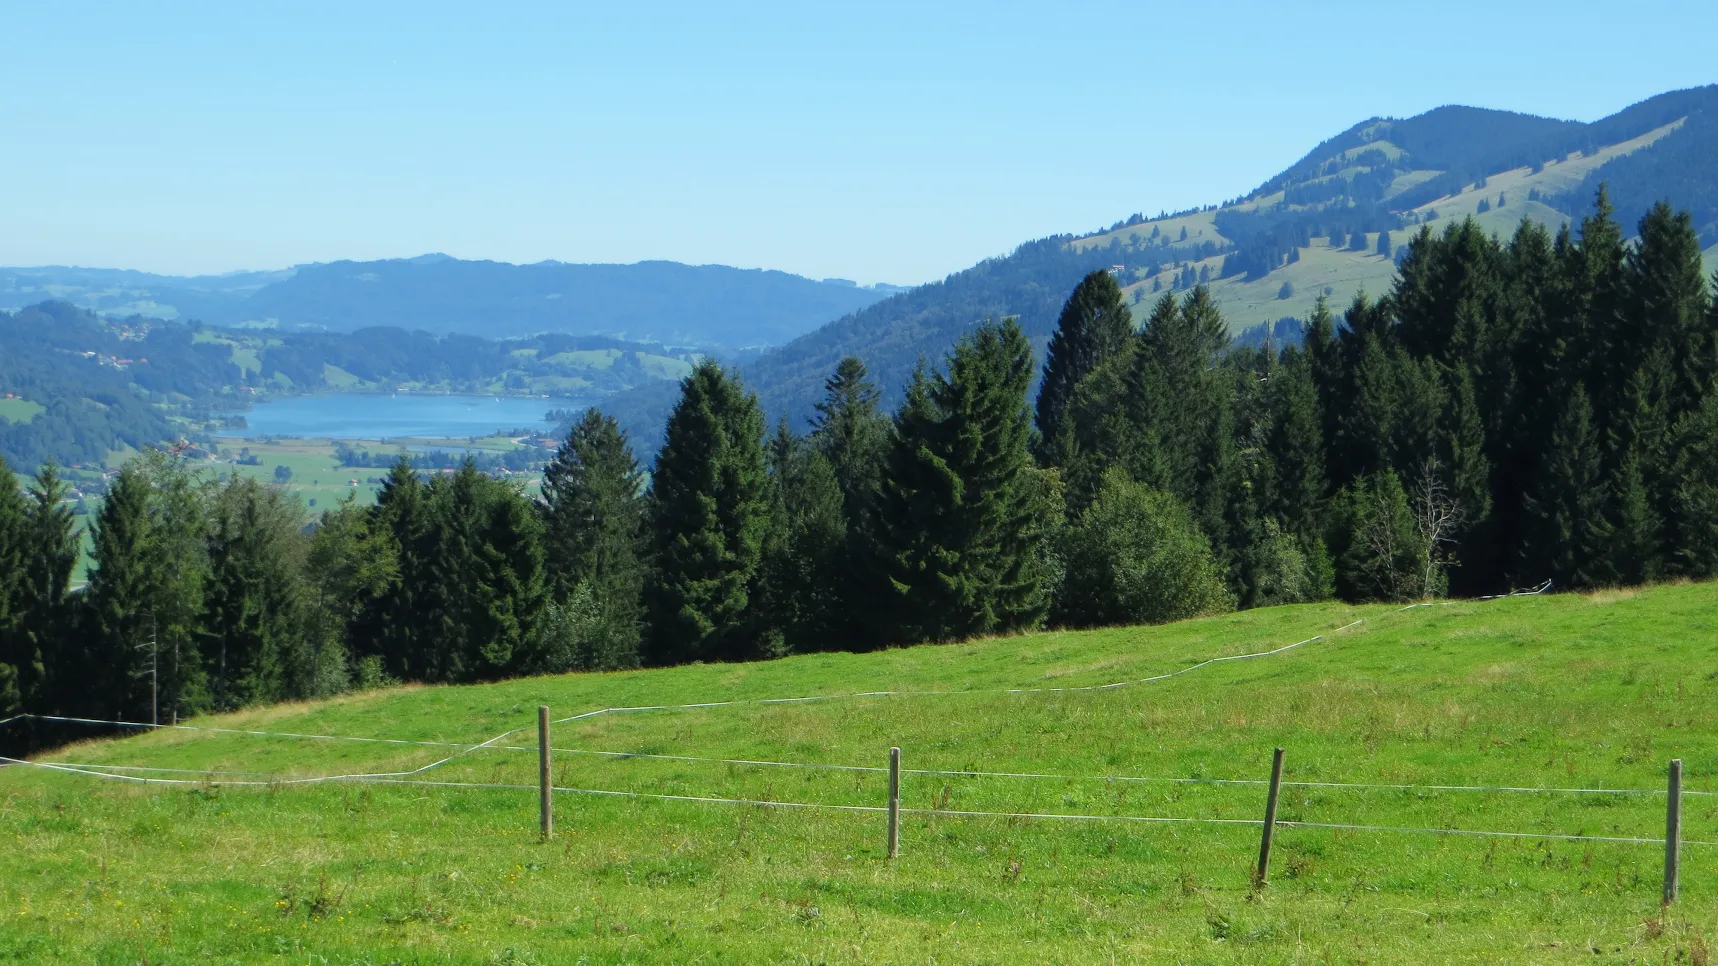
(0, 398), (45, 425)
(4, 582), (1718, 963)
(209, 436), (547, 511)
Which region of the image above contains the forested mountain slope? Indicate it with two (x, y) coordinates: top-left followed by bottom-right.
(608, 85), (1718, 452)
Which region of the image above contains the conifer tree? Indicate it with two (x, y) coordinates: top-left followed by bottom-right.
(83, 468), (153, 720)
(1621, 203), (1710, 413)
(1521, 386), (1607, 586)
(0, 461), (27, 716)
(1569, 187), (1627, 425)
(306, 497), (397, 688)
(1302, 296), (1346, 467)
(539, 408), (646, 666)
(201, 477), (310, 709)
(645, 361), (769, 664)
(9, 466), (77, 719)
(1119, 287), (1229, 499)
(754, 421), (847, 654)
(1329, 470), (1426, 602)
(811, 356), (889, 520)
(1035, 270), (1133, 465)
(1599, 451), (1660, 586)
(808, 357), (890, 650)
(83, 460), (210, 722)
(872, 320), (1047, 644)
(1264, 347), (1326, 537)
(361, 459), (432, 680)
(1620, 202), (1714, 542)
(1492, 219), (1561, 585)
(1667, 389), (1718, 576)
(421, 463), (547, 681)
(1342, 328), (1401, 481)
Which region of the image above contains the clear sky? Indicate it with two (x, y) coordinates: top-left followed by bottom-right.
(3, 1), (1714, 285)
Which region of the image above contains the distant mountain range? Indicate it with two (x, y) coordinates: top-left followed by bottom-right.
(0, 256), (907, 348)
(9, 85), (1718, 467)
(603, 84), (1718, 452)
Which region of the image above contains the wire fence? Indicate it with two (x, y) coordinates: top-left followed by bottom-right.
(5, 751), (1707, 849)
(6, 580), (1700, 897)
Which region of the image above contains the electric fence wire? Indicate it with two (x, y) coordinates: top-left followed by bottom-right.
(2, 579), (1701, 850)
(4, 584), (1690, 802)
(1, 620), (1365, 788)
(0, 762), (1705, 849)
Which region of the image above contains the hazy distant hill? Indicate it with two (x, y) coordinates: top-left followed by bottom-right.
(604, 85), (1718, 452)
(0, 257), (902, 348)
(0, 300), (706, 469)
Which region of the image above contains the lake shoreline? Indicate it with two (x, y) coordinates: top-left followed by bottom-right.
(230, 391), (591, 441)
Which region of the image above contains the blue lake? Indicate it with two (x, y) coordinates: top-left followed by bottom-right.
(235, 393), (585, 439)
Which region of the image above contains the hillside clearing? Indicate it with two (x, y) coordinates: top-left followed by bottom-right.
(5, 582), (1718, 963)
(0, 398), (44, 424)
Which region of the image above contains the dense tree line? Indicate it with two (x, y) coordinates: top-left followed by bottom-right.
(4, 191), (1716, 749)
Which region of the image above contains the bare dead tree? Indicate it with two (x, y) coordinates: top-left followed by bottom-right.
(1411, 458), (1466, 599)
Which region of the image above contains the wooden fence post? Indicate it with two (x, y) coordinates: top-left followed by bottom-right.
(539, 706), (552, 842)
(1665, 758), (1682, 906)
(887, 747), (901, 859)
(1254, 747), (1285, 889)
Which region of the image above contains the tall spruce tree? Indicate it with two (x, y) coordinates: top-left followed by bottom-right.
(12, 466), (77, 720)
(0, 461), (27, 716)
(1492, 219), (1562, 587)
(1619, 201), (1714, 560)
(306, 497), (397, 688)
(810, 356), (889, 521)
(645, 361), (769, 664)
(1035, 270), (1134, 464)
(1667, 389), (1718, 576)
(361, 459), (433, 681)
(871, 319), (1047, 644)
(1264, 347), (1327, 538)
(420, 463), (547, 682)
(1066, 288), (1227, 504)
(83, 459), (211, 723)
(201, 477), (309, 709)
(1521, 386), (1607, 586)
(754, 421), (847, 654)
(1621, 202), (1710, 423)
(809, 357), (891, 649)
(539, 408), (646, 666)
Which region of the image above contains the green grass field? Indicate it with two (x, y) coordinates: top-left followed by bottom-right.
(0, 398), (45, 424)
(5, 582), (1718, 963)
(205, 436), (546, 511)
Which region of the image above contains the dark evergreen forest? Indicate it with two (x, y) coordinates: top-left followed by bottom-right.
(4, 192), (1717, 752)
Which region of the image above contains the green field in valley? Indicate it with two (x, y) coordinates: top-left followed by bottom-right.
(205, 436), (544, 511)
(5, 581), (1718, 963)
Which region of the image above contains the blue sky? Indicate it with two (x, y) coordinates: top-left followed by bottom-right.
(3, 1), (1714, 284)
